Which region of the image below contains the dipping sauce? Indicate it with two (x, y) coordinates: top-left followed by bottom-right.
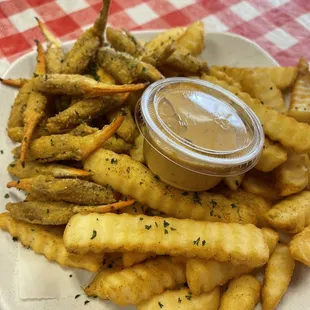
(136, 78), (264, 191)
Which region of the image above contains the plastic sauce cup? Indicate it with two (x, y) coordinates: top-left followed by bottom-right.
(135, 77), (264, 191)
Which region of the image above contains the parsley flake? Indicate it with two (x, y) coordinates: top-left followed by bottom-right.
(193, 192), (201, 205)
(155, 222), (158, 227)
(211, 199), (217, 207)
(12, 237), (18, 242)
(193, 237), (200, 246)
(33, 73), (39, 78)
(75, 294), (81, 299)
(84, 300), (90, 305)
(145, 225), (152, 230)
(178, 297), (182, 303)
(202, 240), (206, 246)
(185, 292), (192, 300)
(4, 193), (9, 199)
(158, 301), (164, 308)
(111, 158), (118, 164)
(182, 191), (188, 196)
(163, 220), (169, 228)
(231, 203), (237, 208)
(235, 180), (239, 186)
(164, 229), (169, 235)
(46, 209), (49, 214)
(139, 217), (144, 221)
(170, 227), (176, 231)
(0, 150), (3, 154)
(154, 174), (160, 181)
(90, 230), (97, 239)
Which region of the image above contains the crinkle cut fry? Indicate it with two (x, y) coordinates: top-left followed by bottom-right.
(0, 212), (103, 272)
(84, 256), (186, 305)
(84, 149), (257, 224)
(201, 74), (310, 153)
(64, 213), (269, 268)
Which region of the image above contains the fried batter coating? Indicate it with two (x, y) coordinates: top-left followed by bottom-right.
(8, 175), (116, 205)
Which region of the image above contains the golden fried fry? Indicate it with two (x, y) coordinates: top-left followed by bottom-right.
(47, 93), (128, 133)
(8, 175), (116, 205)
(202, 74), (310, 153)
(106, 27), (144, 57)
(209, 67), (242, 89)
(64, 213), (268, 267)
(214, 187), (271, 227)
(32, 74), (146, 97)
(84, 149), (257, 224)
(261, 227), (279, 255)
(217, 66), (297, 90)
(223, 174), (245, 191)
(186, 228), (277, 296)
(0, 212), (103, 271)
(262, 244), (295, 310)
(72, 199), (135, 214)
(84, 256), (186, 305)
(102, 135), (131, 153)
(97, 47), (163, 84)
(255, 137), (288, 172)
(275, 151), (309, 196)
(242, 169), (280, 201)
(129, 132), (145, 163)
(122, 252), (154, 268)
(96, 66), (116, 84)
(12, 116), (124, 162)
(288, 72), (310, 123)
(138, 287), (220, 310)
(107, 106), (137, 142)
(219, 275), (261, 310)
(61, 0), (110, 74)
(8, 159), (90, 178)
(0, 78), (27, 88)
(289, 225), (310, 266)
(186, 258), (252, 295)
(36, 17), (64, 74)
(297, 57), (309, 75)
(240, 70), (286, 112)
(264, 191), (310, 234)
(6, 201), (76, 225)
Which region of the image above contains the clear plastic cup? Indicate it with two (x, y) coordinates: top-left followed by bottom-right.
(135, 77), (264, 191)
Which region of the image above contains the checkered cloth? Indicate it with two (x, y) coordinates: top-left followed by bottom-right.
(0, 0), (309, 75)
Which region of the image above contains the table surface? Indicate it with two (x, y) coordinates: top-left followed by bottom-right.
(0, 0), (309, 75)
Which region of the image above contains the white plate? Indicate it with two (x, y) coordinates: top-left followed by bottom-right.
(0, 30), (309, 310)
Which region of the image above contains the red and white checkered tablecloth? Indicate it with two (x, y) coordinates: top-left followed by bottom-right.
(0, 0), (309, 75)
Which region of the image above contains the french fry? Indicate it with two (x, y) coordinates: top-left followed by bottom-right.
(219, 275), (261, 310)
(186, 227), (278, 295)
(106, 27), (144, 57)
(84, 149), (257, 224)
(138, 287), (220, 310)
(129, 132), (145, 163)
(240, 70), (286, 112)
(64, 213), (269, 267)
(201, 74), (310, 153)
(12, 116), (124, 162)
(61, 0), (110, 74)
(97, 47), (163, 84)
(7, 159), (90, 179)
(121, 201), (148, 215)
(122, 252), (155, 268)
(275, 151), (309, 196)
(36, 17), (64, 73)
(102, 135), (131, 153)
(107, 106), (137, 142)
(288, 72), (310, 124)
(186, 258), (252, 295)
(0, 78), (27, 88)
(214, 187), (271, 227)
(0, 212), (103, 271)
(262, 244), (295, 310)
(32, 74), (147, 97)
(242, 169), (280, 201)
(289, 225), (310, 266)
(72, 199), (135, 214)
(46, 93), (129, 133)
(84, 256), (186, 305)
(223, 174), (245, 191)
(209, 67), (242, 89)
(8, 125), (49, 143)
(255, 137), (288, 172)
(216, 66), (297, 90)
(7, 175), (116, 205)
(264, 191), (310, 234)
